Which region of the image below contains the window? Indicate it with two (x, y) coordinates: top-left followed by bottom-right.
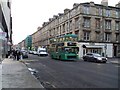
(116, 34), (119, 41)
(115, 10), (119, 18)
(53, 28), (55, 35)
(7, 0), (10, 8)
(83, 32), (90, 41)
(62, 24), (65, 33)
(106, 9), (111, 17)
(83, 6), (89, 14)
(115, 21), (119, 31)
(105, 33), (111, 42)
(105, 20), (111, 29)
(57, 27), (59, 35)
(83, 17), (90, 28)
(98, 8), (102, 16)
(96, 18), (100, 29)
(75, 17), (79, 29)
(66, 22), (69, 32)
(59, 26), (61, 35)
(96, 33), (100, 40)
(49, 30), (52, 36)
(96, 8), (102, 16)
(70, 20), (72, 31)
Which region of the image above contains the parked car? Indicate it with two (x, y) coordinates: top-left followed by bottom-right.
(83, 53), (107, 63)
(37, 48), (48, 56)
(21, 50), (28, 58)
(29, 50), (33, 54)
(33, 51), (37, 55)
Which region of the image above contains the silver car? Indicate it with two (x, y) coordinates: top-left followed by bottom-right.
(21, 50), (28, 58)
(83, 53), (107, 63)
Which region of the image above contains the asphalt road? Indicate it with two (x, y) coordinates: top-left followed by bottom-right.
(23, 54), (119, 88)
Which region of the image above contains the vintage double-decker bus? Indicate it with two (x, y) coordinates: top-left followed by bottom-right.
(48, 34), (79, 60)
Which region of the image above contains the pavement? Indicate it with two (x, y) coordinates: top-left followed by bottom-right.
(0, 57), (119, 89)
(0, 63), (2, 90)
(109, 58), (120, 65)
(1, 58), (44, 89)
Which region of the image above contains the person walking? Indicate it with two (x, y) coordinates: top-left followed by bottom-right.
(16, 50), (21, 61)
(12, 49), (17, 60)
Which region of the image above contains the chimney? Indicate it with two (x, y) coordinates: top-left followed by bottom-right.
(73, 3), (79, 8)
(42, 22), (48, 27)
(64, 8), (70, 14)
(58, 13), (64, 16)
(101, 0), (108, 6)
(49, 18), (52, 22)
(53, 15), (58, 19)
(90, 1), (95, 6)
(37, 27), (41, 30)
(115, 1), (120, 7)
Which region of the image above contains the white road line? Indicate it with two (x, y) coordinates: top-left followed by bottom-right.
(115, 65), (120, 68)
(97, 64), (102, 65)
(106, 62), (110, 64)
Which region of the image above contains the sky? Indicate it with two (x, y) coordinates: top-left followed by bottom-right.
(11, 0), (119, 45)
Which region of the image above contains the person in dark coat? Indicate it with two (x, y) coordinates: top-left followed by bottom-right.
(12, 49), (17, 60)
(16, 50), (21, 61)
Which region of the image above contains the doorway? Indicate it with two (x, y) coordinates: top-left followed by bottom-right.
(113, 46), (117, 57)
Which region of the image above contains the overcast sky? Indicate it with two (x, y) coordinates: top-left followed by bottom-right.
(11, 0), (119, 45)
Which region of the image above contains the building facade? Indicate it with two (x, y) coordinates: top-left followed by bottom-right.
(35, 0), (120, 58)
(0, 0), (12, 60)
(25, 35), (32, 50)
(18, 39), (25, 50)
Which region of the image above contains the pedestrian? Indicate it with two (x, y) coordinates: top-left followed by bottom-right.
(16, 50), (21, 61)
(9, 51), (13, 59)
(12, 49), (17, 60)
(20, 50), (23, 60)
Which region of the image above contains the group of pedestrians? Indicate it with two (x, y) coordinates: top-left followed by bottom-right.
(10, 49), (22, 61)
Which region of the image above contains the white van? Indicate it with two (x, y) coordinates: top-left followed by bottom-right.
(37, 48), (48, 56)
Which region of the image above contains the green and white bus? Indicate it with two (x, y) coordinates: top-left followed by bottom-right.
(48, 34), (79, 60)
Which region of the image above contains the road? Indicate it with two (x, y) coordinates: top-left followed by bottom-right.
(22, 54), (119, 88)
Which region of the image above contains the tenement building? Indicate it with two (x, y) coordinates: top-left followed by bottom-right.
(0, 0), (12, 60)
(31, 29), (41, 51)
(18, 39), (25, 50)
(37, 0), (120, 58)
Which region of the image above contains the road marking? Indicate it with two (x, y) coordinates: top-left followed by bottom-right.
(106, 62), (110, 64)
(97, 64), (102, 65)
(115, 65), (120, 68)
(25, 63), (30, 65)
(21, 60), (39, 62)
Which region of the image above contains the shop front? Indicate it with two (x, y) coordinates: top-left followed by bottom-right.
(78, 42), (113, 59)
(0, 28), (7, 61)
